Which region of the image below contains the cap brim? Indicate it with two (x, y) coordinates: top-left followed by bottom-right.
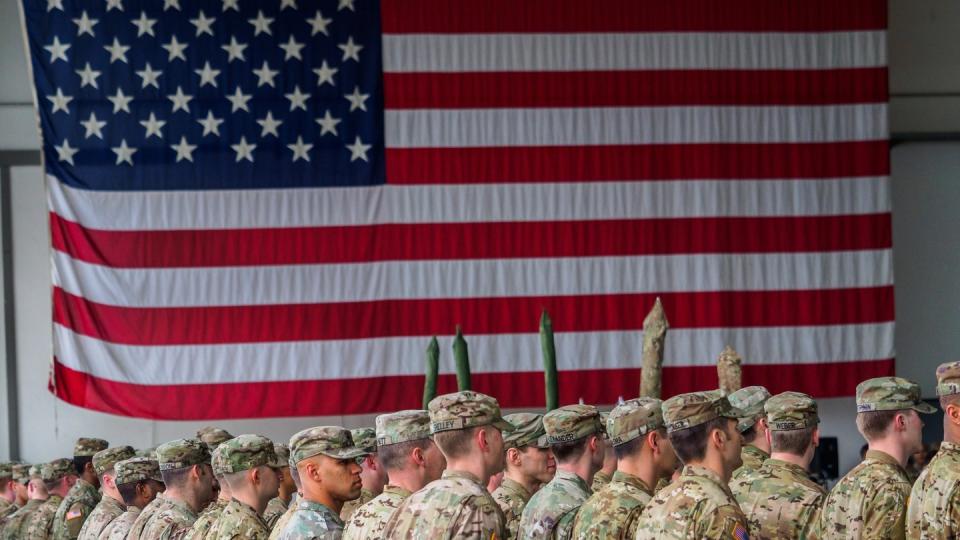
(913, 402), (937, 415)
(493, 418), (516, 432)
(323, 447), (370, 460)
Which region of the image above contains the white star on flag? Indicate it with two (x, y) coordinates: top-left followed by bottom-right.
(132, 11), (157, 37)
(222, 0), (239, 12)
(313, 61), (337, 87)
(306, 10), (331, 36)
(253, 61), (279, 87)
(316, 110), (340, 136)
(279, 35), (304, 61)
(285, 86), (310, 111)
(106, 0), (124, 12)
(80, 111), (107, 139)
(346, 136), (371, 162)
(222, 37), (247, 62)
(162, 36), (189, 62)
(112, 139), (137, 166)
(75, 63), (101, 89)
(47, 88), (73, 114)
(72, 11), (97, 37)
(167, 86), (193, 113)
(195, 62), (221, 88)
(197, 110), (224, 137)
(338, 36), (362, 62)
(44, 37), (71, 64)
(256, 111), (283, 138)
(281, 0), (298, 10)
(136, 63), (162, 89)
(338, 0), (355, 12)
(54, 139), (78, 165)
(108, 88), (133, 114)
(104, 38), (130, 64)
(287, 136), (312, 162)
(227, 87), (252, 112)
(139, 112), (166, 139)
(190, 11), (216, 37)
(231, 136), (256, 162)
(171, 136), (197, 162)
(163, 0), (181, 11)
(47, 0), (64, 12)
(345, 86), (369, 112)
(249, 11), (274, 36)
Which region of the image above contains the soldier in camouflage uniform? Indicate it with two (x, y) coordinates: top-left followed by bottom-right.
(338, 429), (384, 522)
(491, 413), (554, 540)
(590, 413), (616, 493)
(275, 426), (370, 539)
(635, 391), (750, 539)
(731, 391), (826, 539)
(53, 438), (109, 540)
(727, 386), (772, 482)
(343, 409), (446, 540)
(262, 444), (294, 531)
(571, 398), (677, 540)
(908, 361), (960, 538)
(24, 459), (79, 540)
(127, 438), (214, 540)
(197, 429), (234, 452)
(383, 391), (513, 539)
(76, 446), (136, 540)
(1, 464), (47, 540)
(518, 404), (606, 540)
(185, 442), (235, 540)
(0, 464), (18, 522)
(12, 464), (32, 508)
(817, 376), (933, 539)
(101, 457), (164, 540)
(210, 435), (280, 540)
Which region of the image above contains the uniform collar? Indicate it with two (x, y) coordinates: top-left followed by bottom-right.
(441, 469), (483, 485)
(939, 441), (960, 454)
(228, 498), (265, 523)
(680, 465), (733, 497)
(498, 477), (531, 501)
(764, 458), (810, 478)
(382, 485), (412, 498)
(297, 497), (342, 524)
(743, 444), (770, 460)
(611, 471), (653, 496)
(865, 449), (908, 474)
(556, 469), (591, 494)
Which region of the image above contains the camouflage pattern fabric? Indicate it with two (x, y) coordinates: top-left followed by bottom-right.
(130, 492), (199, 540)
(382, 469), (506, 540)
(183, 498), (228, 540)
(730, 445), (769, 482)
(75, 496), (124, 540)
(541, 405), (602, 444)
(22, 494), (64, 540)
(570, 470), (653, 540)
(517, 469), (591, 540)
(0, 501), (16, 524)
(731, 458), (825, 539)
(2, 498), (44, 540)
(635, 465), (749, 540)
(288, 427), (367, 465)
(124, 494), (166, 540)
(53, 478), (102, 540)
(217, 435), (277, 474)
(855, 377), (936, 414)
(155, 439), (211, 471)
(262, 498), (288, 531)
(907, 441), (960, 539)
(816, 449), (910, 540)
(338, 489), (372, 522)
(212, 499), (269, 540)
(491, 477), (532, 540)
(342, 485), (411, 540)
(727, 386), (771, 433)
(99, 507), (139, 540)
(266, 502), (296, 539)
(74, 439), (110, 458)
(274, 498), (344, 539)
(589, 471), (611, 493)
(427, 391), (515, 435)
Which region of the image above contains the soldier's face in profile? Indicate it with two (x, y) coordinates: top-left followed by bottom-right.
(519, 446), (555, 484)
(195, 463), (215, 506)
(722, 419), (743, 468)
(319, 455), (363, 501)
(903, 410), (924, 454)
(422, 440), (446, 483)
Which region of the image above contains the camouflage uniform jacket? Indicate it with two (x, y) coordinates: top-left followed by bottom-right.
(491, 478), (531, 540)
(212, 499), (269, 540)
(342, 485), (410, 540)
(338, 490), (372, 523)
(731, 445), (769, 482)
(54, 479), (102, 540)
(0, 499), (15, 524)
(570, 471), (653, 540)
(590, 471), (611, 493)
(23, 494), (65, 540)
(266, 501), (296, 540)
(76, 495), (125, 540)
(382, 469), (507, 540)
(125, 495), (165, 540)
(517, 469), (591, 540)
(101, 507), (139, 540)
(262, 498), (288, 531)
(274, 498), (343, 540)
(907, 441), (960, 539)
(816, 449), (910, 540)
(2, 498), (44, 540)
(731, 458), (825, 539)
(133, 493), (199, 540)
(635, 465), (749, 540)
(184, 498), (229, 540)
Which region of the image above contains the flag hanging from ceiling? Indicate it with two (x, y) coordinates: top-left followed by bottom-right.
(22, 0), (891, 420)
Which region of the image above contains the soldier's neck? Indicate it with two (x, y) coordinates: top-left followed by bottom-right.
(443, 458), (489, 485)
(556, 458), (596, 486)
(503, 468), (539, 496)
(615, 453), (657, 493)
(769, 452), (810, 470)
(383, 467), (428, 495)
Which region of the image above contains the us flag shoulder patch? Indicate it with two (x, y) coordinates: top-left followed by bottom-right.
(731, 521), (749, 540)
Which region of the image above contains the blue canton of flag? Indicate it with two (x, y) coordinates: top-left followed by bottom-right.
(23, 0), (385, 190)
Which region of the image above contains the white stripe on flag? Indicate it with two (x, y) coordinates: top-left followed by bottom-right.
(54, 322), (895, 385)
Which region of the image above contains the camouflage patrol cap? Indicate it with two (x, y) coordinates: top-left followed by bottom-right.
(599, 412), (611, 441)
(289, 426), (369, 464)
(350, 428), (377, 454)
(727, 386), (772, 433)
(210, 442), (230, 477)
(856, 376), (936, 414)
(156, 438), (211, 471)
(11, 463), (29, 483)
(543, 404), (604, 444)
(764, 391), (819, 431)
(427, 391), (515, 434)
(0, 463), (11, 479)
(936, 361), (960, 397)
(28, 464), (42, 479)
(42, 458), (75, 482)
(136, 447), (156, 459)
(92, 446), (136, 476)
(74, 437), (109, 457)
(114, 457), (162, 485)
(375, 410), (432, 446)
(196, 427), (234, 450)
(662, 390), (739, 433)
(607, 398), (665, 446)
(502, 413), (549, 449)
(272, 444), (290, 468)
(217, 434), (278, 474)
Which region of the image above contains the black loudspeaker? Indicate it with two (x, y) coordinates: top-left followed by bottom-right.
(810, 436), (839, 480)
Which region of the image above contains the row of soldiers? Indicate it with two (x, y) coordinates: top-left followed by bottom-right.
(1, 363), (959, 539)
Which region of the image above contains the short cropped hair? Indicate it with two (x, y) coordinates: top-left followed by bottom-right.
(668, 417), (728, 464)
(770, 426), (816, 455)
(159, 467), (192, 490)
(73, 456), (93, 476)
(378, 439), (434, 471)
(116, 481), (142, 505)
(550, 438), (589, 464)
(855, 410), (900, 441)
(433, 427), (480, 460)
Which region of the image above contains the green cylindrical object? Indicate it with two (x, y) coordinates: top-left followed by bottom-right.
(423, 336), (439, 409)
(453, 325), (472, 391)
(540, 310), (559, 411)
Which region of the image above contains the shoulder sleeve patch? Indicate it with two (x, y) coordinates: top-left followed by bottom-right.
(730, 520), (750, 540)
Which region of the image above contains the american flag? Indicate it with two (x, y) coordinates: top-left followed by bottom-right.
(24, 0), (891, 420)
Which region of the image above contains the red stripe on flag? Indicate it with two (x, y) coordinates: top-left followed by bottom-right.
(51, 212), (892, 268)
(385, 142), (890, 184)
(54, 286), (895, 345)
(52, 358), (895, 420)
(384, 69), (889, 109)
(381, 0), (886, 33)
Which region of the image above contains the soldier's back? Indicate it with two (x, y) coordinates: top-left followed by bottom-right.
(77, 496), (125, 540)
(732, 458), (825, 539)
(382, 470), (506, 540)
(570, 471), (652, 540)
(730, 445), (769, 483)
(261, 498), (288, 531)
(2, 498), (44, 540)
(100, 508), (139, 540)
(491, 478), (531, 540)
(817, 449), (910, 540)
(338, 490), (371, 523)
(213, 499), (268, 540)
(517, 470), (591, 540)
(184, 498), (228, 540)
(274, 498), (344, 540)
(266, 503), (296, 540)
(342, 485), (410, 540)
(125, 495), (167, 540)
(907, 442), (960, 539)
(23, 495), (65, 540)
(136, 495), (198, 540)
(635, 465), (748, 540)
(589, 471), (610, 493)
(54, 479), (102, 540)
